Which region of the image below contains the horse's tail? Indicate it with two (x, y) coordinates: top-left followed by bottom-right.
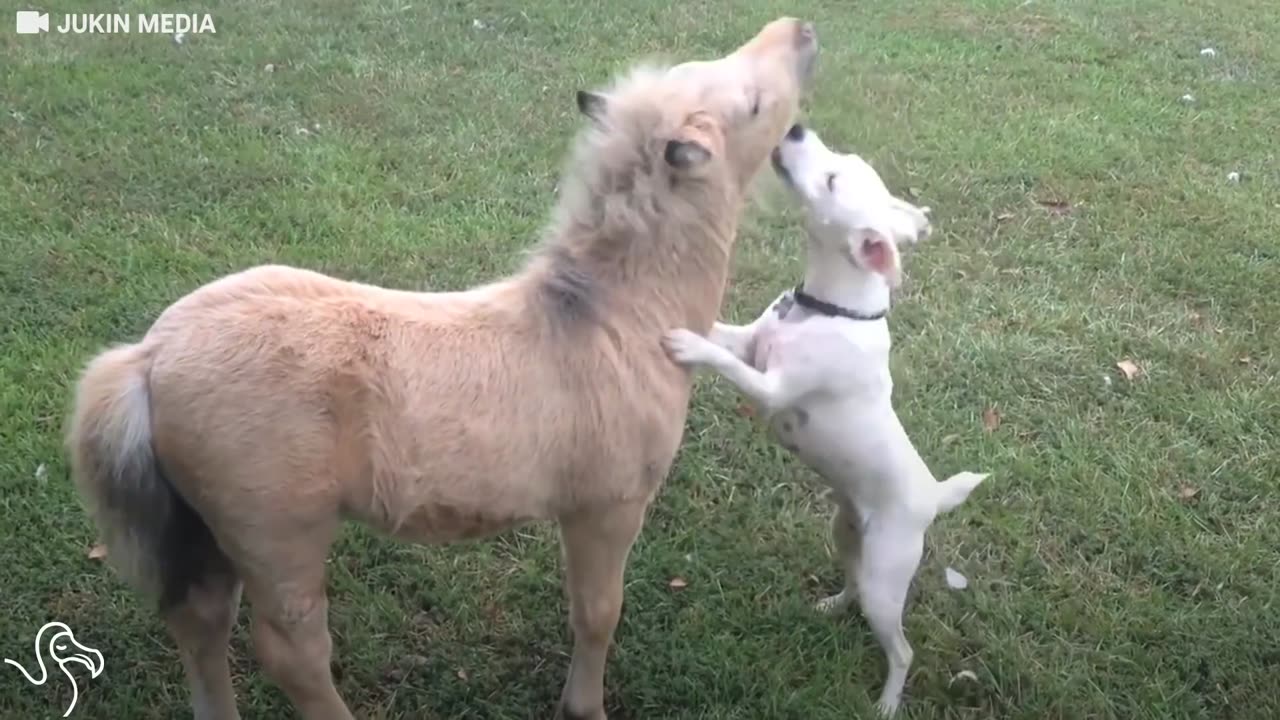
(66, 343), (226, 609)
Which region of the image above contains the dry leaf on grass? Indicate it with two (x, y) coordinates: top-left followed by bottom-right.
(668, 577), (689, 591)
(982, 407), (1001, 432)
(1116, 359), (1143, 380)
(1177, 484), (1201, 502)
(735, 403), (757, 419)
(996, 212), (1015, 222)
(1036, 198), (1072, 215)
(88, 544), (108, 560)
(949, 670), (979, 686)
(456, 669), (469, 682)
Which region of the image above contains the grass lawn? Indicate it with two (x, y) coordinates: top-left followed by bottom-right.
(2, 0), (1278, 717)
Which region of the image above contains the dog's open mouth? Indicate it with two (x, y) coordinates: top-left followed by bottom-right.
(770, 147), (794, 187)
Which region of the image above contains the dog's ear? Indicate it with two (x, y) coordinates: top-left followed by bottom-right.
(846, 229), (902, 287)
(576, 90), (608, 123)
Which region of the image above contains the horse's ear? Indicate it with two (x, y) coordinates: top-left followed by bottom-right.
(576, 90), (607, 122)
(664, 139), (711, 169)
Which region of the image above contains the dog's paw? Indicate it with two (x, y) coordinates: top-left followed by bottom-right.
(556, 704), (607, 720)
(815, 592), (854, 616)
(875, 697), (901, 717)
(662, 328), (717, 367)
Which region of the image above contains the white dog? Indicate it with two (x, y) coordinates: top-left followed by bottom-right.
(663, 123), (989, 715)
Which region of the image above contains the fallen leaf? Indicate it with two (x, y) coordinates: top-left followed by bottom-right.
(668, 576), (689, 590)
(1016, 428), (1041, 443)
(735, 402), (757, 419)
(1237, 356), (1252, 365)
(944, 567), (969, 590)
(34, 463), (47, 482)
(1036, 198), (1072, 215)
(88, 544), (108, 560)
(1178, 484), (1200, 501)
(1115, 359), (1142, 380)
(456, 669), (469, 681)
(996, 212), (1015, 222)
(908, 186), (923, 199)
(981, 407), (1001, 432)
(941, 434), (961, 446)
(949, 670), (979, 686)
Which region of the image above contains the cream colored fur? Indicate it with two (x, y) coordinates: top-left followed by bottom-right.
(65, 18), (818, 720)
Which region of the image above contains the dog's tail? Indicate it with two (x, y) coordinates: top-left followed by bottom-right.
(933, 471), (989, 514)
(66, 342), (226, 610)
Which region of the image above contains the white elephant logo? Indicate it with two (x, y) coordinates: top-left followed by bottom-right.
(5, 621), (105, 717)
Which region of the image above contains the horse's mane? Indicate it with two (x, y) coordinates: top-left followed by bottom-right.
(522, 63), (734, 330)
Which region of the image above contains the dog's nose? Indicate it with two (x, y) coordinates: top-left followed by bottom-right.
(786, 123), (805, 141)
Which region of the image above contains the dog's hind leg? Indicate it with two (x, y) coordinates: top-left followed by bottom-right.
(856, 520), (925, 717)
(556, 500), (649, 720)
(816, 502), (862, 615)
(163, 569), (243, 720)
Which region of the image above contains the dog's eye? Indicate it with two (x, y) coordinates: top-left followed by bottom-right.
(826, 173), (837, 191)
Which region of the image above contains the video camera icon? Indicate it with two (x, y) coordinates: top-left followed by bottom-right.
(16, 11), (50, 34)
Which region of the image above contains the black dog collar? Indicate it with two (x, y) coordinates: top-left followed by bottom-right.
(792, 284), (888, 321)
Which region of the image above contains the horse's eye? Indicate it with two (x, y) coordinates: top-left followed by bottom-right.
(826, 173), (837, 191)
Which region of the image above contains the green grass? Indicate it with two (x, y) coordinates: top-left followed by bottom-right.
(2, 0), (1278, 718)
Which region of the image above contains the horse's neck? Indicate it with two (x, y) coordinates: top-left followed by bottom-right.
(602, 188), (741, 334)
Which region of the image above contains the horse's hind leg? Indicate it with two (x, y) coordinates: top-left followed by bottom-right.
(237, 527), (354, 720)
(162, 568), (243, 720)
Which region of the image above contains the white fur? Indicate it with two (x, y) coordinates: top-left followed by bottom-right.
(663, 126), (990, 716)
